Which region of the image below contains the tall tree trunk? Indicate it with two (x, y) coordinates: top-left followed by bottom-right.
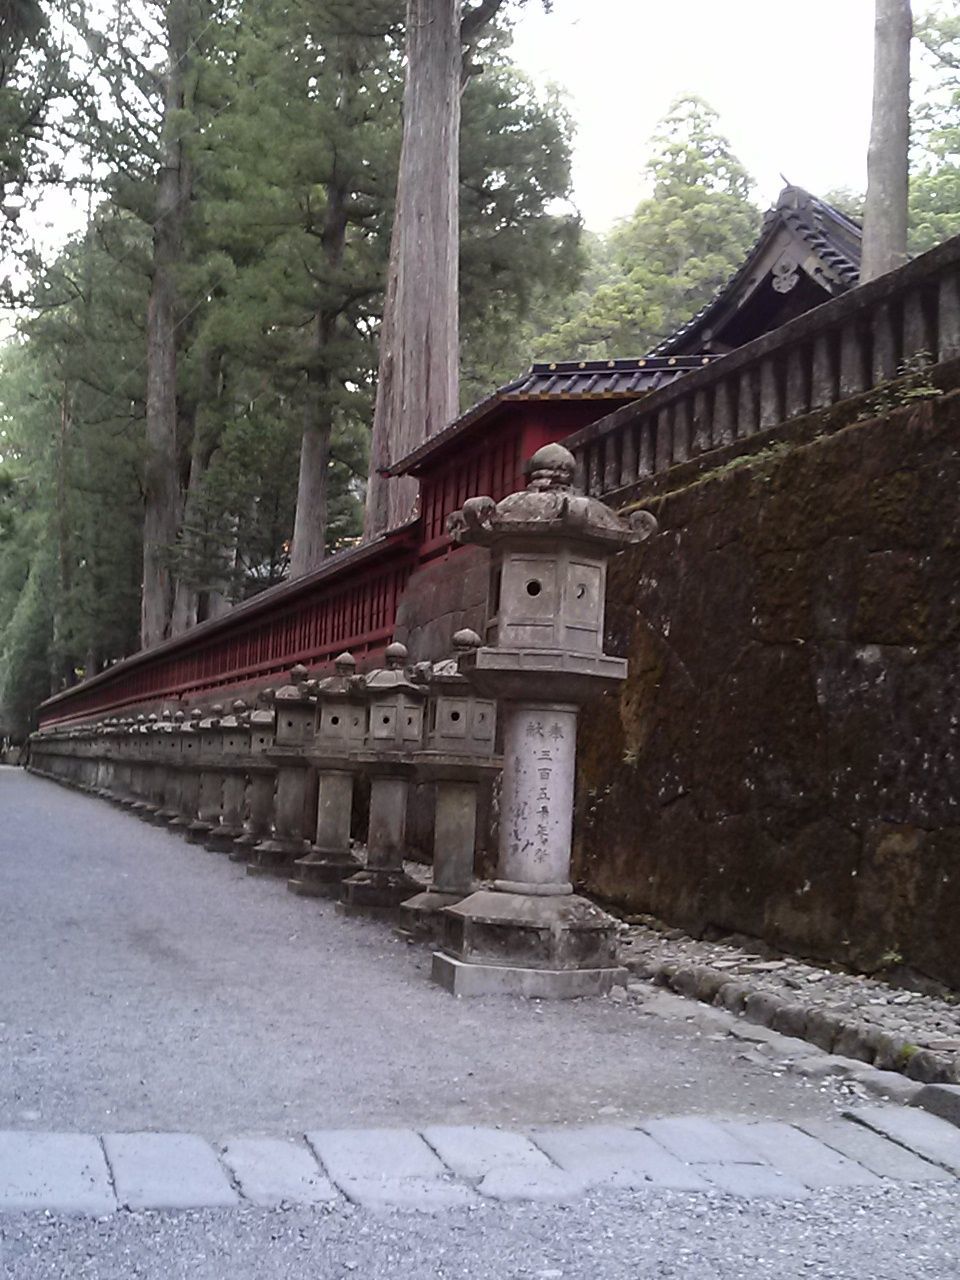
(141, 0), (190, 649)
(861, 0), (912, 283)
(288, 326), (332, 577)
(289, 178), (349, 578)
(50, 380), (72, 694)
(170, 349), (222, 635)
(363, 0), (462, 538)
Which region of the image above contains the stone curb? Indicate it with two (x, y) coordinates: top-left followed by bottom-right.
(629, 958), (960, 1088)
(2, 1116), (955, 1217)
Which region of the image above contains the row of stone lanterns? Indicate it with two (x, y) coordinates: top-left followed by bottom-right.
(28, 641), (502, 939)
(28, 445), (656, 1000)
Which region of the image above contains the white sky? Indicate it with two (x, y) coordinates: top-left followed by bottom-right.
(509, 0), (877, 229)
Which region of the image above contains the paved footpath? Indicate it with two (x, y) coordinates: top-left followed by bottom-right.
(3, 768), (960, 1276)
(0, 1108), (958, 1216)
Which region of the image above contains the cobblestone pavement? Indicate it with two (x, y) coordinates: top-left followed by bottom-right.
(1, 1108), (959, 1216)
(621, 920), (960, 1083)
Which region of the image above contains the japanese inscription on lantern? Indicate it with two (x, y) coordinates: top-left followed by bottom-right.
(526, 718), (565, 859)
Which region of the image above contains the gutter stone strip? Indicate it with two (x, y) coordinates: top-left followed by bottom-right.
(623, 945), (960, 1086)
(1, 1116), (958, 1217)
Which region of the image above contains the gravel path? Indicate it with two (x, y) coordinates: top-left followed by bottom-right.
(0, 766), (851, 1136)
(3, 1184), (960, 1280)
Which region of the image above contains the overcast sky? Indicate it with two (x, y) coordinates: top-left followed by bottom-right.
(509, 0), (876, 229)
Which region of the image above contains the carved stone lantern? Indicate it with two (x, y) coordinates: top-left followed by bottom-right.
(126, 716), (150, 811)
(289, 653), (366, 898)
(433, 443), (657, 998)
(155, 711), (186, 824)
(230, 702), (278, 860)
(339, 642), (426, 915)
(135, 714), (164, 820)
(186, 705), (225, 843)
(399, 633), (500, 939)
(248, 667), (314, 876)
(206, 700), (250, 852)
(168, 708), (203, 831)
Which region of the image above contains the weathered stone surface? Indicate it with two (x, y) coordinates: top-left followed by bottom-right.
(722, 1122), (882, 1189)
(0, 1133), (115, 1215)
(305, 1128), (476, 1212)
(846, 1104), (960, 1174)
(642, 1117), (764, 1166)
(102, 1133), (238, 1210)
(421, 1126), (553, 1180)
(912, 1083), (960, 1129)
(796, 1118), (952, 1182)
(574, 391), (960, 988)
(220, 1138), (337, 1207)
(532, 1126), (709, 1192)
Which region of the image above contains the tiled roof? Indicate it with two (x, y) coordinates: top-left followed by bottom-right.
(653, 185), (862, 356)
(386, 355), (719, 476)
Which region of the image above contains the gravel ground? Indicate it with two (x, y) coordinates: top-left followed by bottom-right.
(3, 1184), (960, 1279)
(0, 767), (852, 1136)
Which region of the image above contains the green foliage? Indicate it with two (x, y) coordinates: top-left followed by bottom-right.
(459, 42), (582, 402)
(534, 96), (761, 361)
(910, 8), (960, 253)
(0, 0), (582, 729)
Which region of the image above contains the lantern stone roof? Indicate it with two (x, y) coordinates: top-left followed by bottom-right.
(385, 355), (718, 478)
(653, 185), (862, 357)
(447, 444), (657, 551)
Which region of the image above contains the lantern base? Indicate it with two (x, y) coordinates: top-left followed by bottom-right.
(399, 889), (471, 941)
(287, 848), (361, 898)
(432, 953), (625, 1000)
(204, 825), (244, 853)
(246, 837), (308, 877)
(337, 867), (422, 918)
(434, 889), (622, 999)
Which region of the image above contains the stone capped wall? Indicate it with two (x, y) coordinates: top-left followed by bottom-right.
(393, 544), (490, 663)
(574, 389), (960, 987)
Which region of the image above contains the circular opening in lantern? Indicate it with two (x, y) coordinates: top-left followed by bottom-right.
(330, 715), (340, 726)
(526, 580), (542, 597)
(450, 710), (461, 722)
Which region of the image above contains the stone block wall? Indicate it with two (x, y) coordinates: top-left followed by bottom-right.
(393, 545), (490, 663)
(574, 389), (960, 988)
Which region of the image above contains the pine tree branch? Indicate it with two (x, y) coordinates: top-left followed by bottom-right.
(460, 0), (507, 42)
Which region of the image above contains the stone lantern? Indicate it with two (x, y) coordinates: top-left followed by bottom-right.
(135, 714), (164, 820)
(289, 653), (366, 898)
(339, 642), (426, 915)
(206, 700), (250, 852)
(125, 716), (149, 809)
(168, 708), (203, 831)
(248, 667), (314, 876)
(433, 443), (657, 998)
(186, 705), (225, 843)
(230, 701), (278, 860)
(155, 711), (186, 824)
(399, 634), (500, 938)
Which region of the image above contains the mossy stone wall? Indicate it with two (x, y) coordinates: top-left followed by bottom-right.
(574, 390), (960, 986)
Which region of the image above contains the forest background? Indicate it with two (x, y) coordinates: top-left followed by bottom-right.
(0, 1), (957, 737)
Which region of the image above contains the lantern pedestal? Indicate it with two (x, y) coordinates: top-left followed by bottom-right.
(339, 772), (420, 917)
(432, 701), (624, 998)
(247, 758), (309, 876)
(400, 776), (481, 940)
(289, 767), (360, 898)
